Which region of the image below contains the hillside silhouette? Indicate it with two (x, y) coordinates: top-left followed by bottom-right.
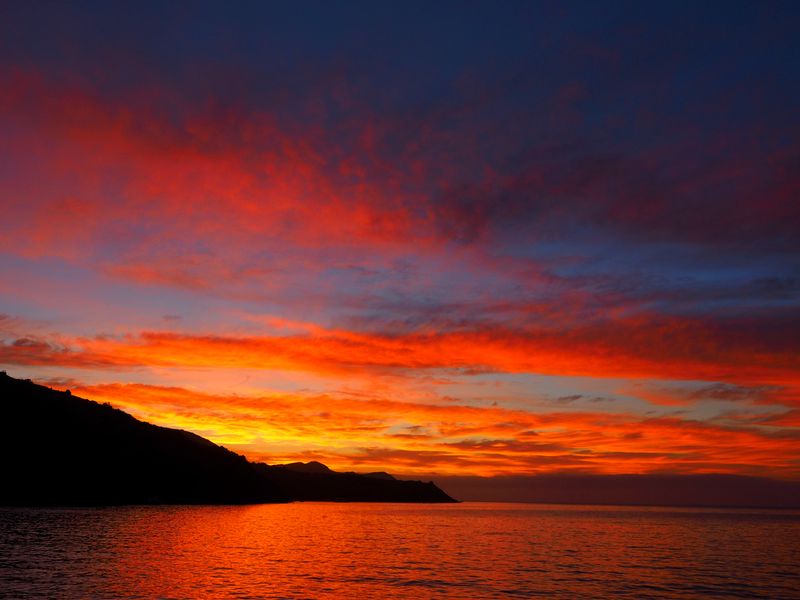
(0, 373), (455, 505)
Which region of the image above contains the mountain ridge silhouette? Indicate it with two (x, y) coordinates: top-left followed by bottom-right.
(0, 372), (455, 505)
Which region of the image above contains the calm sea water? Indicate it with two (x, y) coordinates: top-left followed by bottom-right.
(1, 503), (799, 599)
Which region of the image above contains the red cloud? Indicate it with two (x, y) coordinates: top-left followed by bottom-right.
(3, 309), (799, 401)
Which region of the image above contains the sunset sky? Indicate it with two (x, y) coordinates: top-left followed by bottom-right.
(1, 1), (798, 479)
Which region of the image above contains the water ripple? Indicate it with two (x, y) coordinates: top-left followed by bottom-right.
(1, 503), (799, 599)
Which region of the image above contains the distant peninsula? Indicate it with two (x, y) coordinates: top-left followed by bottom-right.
(0, 373), (456, 505)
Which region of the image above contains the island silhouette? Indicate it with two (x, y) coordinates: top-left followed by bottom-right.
(0, 373), (455, 505)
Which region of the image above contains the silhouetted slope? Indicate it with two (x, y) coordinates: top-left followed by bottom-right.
(0, 374), (456, 505)
(281, 460), (333, 474)
(362, 471), (396, 481)
(264, 463), (452, 502)
(1, 373), (286, 505)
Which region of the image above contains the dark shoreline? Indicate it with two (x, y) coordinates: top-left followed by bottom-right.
(1, 373), (456, 506)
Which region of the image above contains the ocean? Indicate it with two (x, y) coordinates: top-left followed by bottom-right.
(1, 503), (799, 599)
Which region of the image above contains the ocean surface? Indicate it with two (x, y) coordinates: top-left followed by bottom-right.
(1, 502), (799, 599)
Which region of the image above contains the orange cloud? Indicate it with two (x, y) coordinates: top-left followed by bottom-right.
(56, 381), (799, 479)
(620, 382), (800, 408)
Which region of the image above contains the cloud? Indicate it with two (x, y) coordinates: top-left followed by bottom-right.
(1, 4), (798, 481)
(3, 309), (799, 395)
(13, 380), (790, 479)
(623, 382), (800, 408)
(1, 65), (798, 288)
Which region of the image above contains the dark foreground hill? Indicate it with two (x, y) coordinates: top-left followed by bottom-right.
(260, 462), (448, 502)
(0, 373), (455, 505)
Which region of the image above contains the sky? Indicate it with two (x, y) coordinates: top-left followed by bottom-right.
(1, 1), (798, 480)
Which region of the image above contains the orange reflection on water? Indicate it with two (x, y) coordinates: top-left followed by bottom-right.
(5, 503), (798, 599)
